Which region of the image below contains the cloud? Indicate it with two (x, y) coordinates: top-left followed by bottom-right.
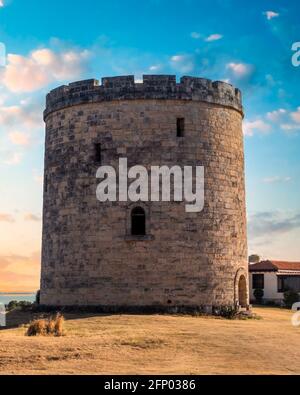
(8, 131), (31, 146)
(280, 123), (300, 133)
(0, 213), (15, 223)
(0, 47), (90, 93)
(265, 107), (300, 134)
(0, 251), (41, 292)
(264, 11), (279, 20)
(291, 107), (300, 123)
(262, 176), (291, 184)
(149, 64), (161, 72)
(0, 0), (4, 7)
(24, 213), (42, 222)
(0, 100), (42, 129)
(226, 62), (253, 79)
(266, 109), (286, 122)
(248, 211), (300, 239)
(205, 34), (223, 42)
(170, 54), (194, 73)
(243, 119), (271, 136)
(2, 151), (22, 165)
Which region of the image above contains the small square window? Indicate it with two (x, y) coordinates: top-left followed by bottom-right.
(253, 274), (264, 289)
(177, 118), (185, 137)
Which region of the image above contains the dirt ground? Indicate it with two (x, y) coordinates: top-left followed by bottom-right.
(0, 307), (299, 375)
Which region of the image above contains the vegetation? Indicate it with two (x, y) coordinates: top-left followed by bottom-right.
(218, 306), (238, 319)
(249, 254), (260, 263)
(26, 314), (65, 337)
(283, 290), (300, 308)
(6, 301), (33, 312)
(253, 288), (264, 304)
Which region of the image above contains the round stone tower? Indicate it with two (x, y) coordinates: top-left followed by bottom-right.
(41, 75), (249, 312)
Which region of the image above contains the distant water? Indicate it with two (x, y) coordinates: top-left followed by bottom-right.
(0, 293), (36, 305)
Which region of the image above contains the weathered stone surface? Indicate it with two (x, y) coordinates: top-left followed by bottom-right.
(40, 75), (249, 311)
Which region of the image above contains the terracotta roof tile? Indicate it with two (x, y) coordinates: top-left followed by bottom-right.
(249, 260), (300, 272)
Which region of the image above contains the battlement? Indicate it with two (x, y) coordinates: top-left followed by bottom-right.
(44, 75), (243, 119)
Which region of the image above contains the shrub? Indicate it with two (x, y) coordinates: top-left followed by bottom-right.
(6, 301), (19, 311)
(283, 290), (300, 308)
(6, 300), (33, 312)
(26, 319), (47, 336)
(26, 314), (65, 337)
(254, 288), (264, 304)
(218, 306), (238, 319)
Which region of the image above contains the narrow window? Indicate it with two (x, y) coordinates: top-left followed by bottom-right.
(131, 207), (146, 236)
(252, 274), (264, 289)
(95, 143), (102, 164)
(177, 118), (185, 137)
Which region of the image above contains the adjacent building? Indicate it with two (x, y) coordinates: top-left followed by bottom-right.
(249, 260), (300, 305)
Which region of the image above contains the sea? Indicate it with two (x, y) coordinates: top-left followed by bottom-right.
(0, 293), (36, 305)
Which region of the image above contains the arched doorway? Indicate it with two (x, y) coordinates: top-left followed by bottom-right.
(238, 275), (247, 308)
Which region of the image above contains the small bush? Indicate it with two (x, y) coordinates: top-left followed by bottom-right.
(254, 288), (264, 304)
(218, 306), (238, 319)
(283, 290), (300, 308)
(26, 314), (65, 337)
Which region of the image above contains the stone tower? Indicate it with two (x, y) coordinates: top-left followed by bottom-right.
(41, 75), (249, 312)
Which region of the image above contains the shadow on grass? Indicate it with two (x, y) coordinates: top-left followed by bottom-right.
(1, 309), (110, 331)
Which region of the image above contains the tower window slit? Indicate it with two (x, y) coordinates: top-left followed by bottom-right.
(177, 118), (185, 137)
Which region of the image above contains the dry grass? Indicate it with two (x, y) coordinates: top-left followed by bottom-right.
(0, 307), (299, 375)
(26, 315), (65, 337)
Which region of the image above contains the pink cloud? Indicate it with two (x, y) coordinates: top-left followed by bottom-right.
(1, 47), (90, 93)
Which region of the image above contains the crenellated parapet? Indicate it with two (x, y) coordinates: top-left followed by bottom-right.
(44, 75), (243, 119)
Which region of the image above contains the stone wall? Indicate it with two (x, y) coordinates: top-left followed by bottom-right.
(40, 75), (248, 310)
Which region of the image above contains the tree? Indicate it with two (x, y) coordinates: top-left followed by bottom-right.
(249, 254), (260, 264)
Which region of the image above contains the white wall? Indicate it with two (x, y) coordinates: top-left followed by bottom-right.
(249, 272), (284, 304)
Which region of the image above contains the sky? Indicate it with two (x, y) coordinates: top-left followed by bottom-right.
(0, 0), (299, 292)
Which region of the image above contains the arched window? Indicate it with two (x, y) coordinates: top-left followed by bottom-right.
(131, 207), (146, 236)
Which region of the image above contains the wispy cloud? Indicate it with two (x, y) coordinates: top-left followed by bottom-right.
(266, 109), (286, 122)
(0, 251), (41, 292)
(0, 213), (15, 223)
(262, 176), (291, 184)
(248, 211), (300, 239)
(243, 119), (271, 136)
(8, 131), (31, 146)
(1, 151), (23, 165)
(24, 213), (42, 222)
(226, 62), (253, 79)
(170, 54), (194, 73)
(205, 34), (223, 42)
(0, 1), (4, 8)
(264, 11), (279, 20)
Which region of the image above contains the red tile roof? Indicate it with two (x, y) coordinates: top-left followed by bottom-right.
(249, 260), (300, 272)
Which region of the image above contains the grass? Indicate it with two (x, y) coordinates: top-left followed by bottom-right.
(0, 307), (299, 375)
(26, 314), (65, 337)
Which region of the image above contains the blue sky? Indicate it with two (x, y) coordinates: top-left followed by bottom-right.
(0, 0), (299, 291)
